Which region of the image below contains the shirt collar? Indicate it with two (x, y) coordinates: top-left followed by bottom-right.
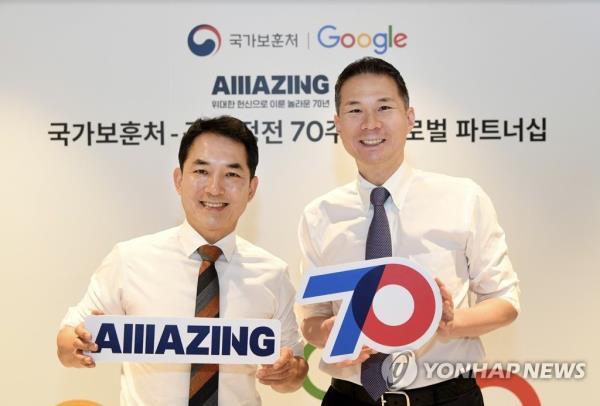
(357, 162), (414, 212)
(178, 220), (236, 263)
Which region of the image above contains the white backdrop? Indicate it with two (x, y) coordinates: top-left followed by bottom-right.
(1, 1), (599, 405)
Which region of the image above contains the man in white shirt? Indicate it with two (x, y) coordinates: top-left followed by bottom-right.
(299, 58), (519, 405)
(57, 116), (308, 406)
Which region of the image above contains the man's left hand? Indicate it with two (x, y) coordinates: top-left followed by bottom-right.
(256, 347), (304, 386)
(436, 278), (455, 337)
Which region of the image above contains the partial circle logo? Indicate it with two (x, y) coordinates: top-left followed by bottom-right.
(476, 369), (541, 406)
(382, 350), (418, 390)
(188, 24), (221, 57)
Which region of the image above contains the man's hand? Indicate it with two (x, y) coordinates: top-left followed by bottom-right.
(301, 315), (376, 367)
(56, 309), (103, 368)
(332, 345), (378, 367)
(72, 321), (99, 367)
(301, 315), (335, 349)
(434, 279), (518, 339)
(256, 347), (308, 393)
(320, 316), (335, 339)
(436, 278), (455, 338)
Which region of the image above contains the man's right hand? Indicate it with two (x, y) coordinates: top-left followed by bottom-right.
(332, 345), (377, 367)
(301, 315), (377, 367)
(301, 315), (334, 349)
(72, 322), (98, 367)
(56, 310), (102, 368)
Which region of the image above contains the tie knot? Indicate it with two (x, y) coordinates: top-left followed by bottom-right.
(198, 244), (222, 263)
(370, 187), (390, 206)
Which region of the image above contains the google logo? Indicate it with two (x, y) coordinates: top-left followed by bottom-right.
(317, 25), (408, 55)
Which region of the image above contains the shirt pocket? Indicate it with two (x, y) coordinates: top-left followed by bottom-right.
(221, 286), (275, 320)
(409, 250), (469, 303)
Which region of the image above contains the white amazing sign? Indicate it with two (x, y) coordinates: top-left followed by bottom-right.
(84, 315), (281, 364)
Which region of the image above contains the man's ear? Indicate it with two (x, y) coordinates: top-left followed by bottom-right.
(334, 113), (340, 134)
(248, 176), (259, 201)
(173, 167), (183, 195)
(407, 107), (416, 131)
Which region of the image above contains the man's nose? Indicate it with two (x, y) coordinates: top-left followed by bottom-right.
(206, 174), (224, 195)
(361, 111), (382, 130)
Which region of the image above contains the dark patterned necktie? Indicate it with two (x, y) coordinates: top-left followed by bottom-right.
(189, 244), (222, 406)
(360, 187), (392, 400)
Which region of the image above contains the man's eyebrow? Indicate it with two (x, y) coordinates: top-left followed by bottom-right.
(191, 159), (244, 170)
(343, 97), (396, 106)
(227, 163), (243, 170)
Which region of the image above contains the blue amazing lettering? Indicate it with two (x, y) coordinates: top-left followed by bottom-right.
(94, 323), (276, 356)
(212, 75), (329, 95)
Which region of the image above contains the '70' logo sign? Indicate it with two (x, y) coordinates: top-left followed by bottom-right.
(297, 257), (442, 363)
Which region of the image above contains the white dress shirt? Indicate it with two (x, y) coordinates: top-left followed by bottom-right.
(298, 163), (519, 389)
(61, 220), (304, 406)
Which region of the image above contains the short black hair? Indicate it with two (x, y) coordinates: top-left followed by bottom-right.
(178, 116), (259, 177)
(335, 57), (410, 113)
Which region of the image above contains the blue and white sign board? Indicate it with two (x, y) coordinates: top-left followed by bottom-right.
(84, 315), (281, 364)
(297, 257), (442, 363)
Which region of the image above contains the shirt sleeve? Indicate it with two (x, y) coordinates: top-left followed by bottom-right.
(466, 185), (520, 312)
(60, 244), (126, 328)
(297, 211), (334, 320)
(274, 266), (305, 357)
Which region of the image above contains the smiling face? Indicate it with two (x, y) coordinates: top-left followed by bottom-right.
(335, 73), (415, 186)
(174, 132), (258, 244)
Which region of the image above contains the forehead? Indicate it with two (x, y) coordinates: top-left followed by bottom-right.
(186, 132), (248, 168)
(339, 73), (402, 103)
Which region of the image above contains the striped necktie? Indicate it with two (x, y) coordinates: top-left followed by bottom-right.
(360, 187), (393, 400)
(189, 244), (222, 406)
